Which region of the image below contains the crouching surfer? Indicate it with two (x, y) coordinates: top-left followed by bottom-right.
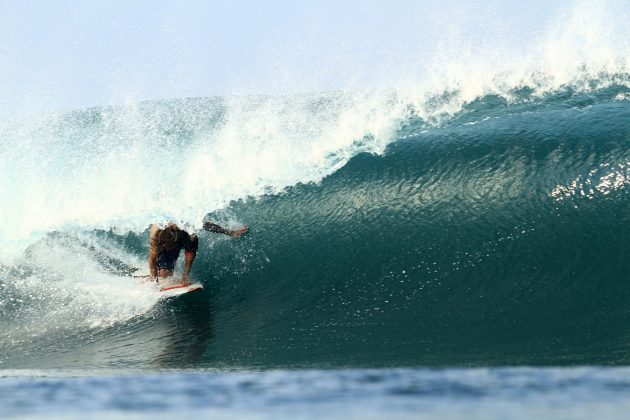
(149, 222), (249, 285)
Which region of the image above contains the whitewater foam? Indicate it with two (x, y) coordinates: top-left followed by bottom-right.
(0, 234), (158, 346)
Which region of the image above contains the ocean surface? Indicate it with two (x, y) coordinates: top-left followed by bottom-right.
(5, 367), (630, 419)
(1, 16), (630, 416)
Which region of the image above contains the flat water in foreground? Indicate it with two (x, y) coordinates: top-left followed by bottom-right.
(2, 367), (630, 419)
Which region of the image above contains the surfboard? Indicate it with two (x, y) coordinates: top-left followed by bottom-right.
(134, 274), (203, 297)
(159, 281), (203, 297)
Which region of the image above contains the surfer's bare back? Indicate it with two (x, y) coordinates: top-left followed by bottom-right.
(149, 222), (249, 283)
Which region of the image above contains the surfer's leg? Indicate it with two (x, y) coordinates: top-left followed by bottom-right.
(181, 235), (198, 284)
(157, 268), (174, 278)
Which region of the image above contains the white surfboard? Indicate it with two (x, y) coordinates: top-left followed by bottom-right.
(158, 281), (203, 297)
(134, 274), (203, 297)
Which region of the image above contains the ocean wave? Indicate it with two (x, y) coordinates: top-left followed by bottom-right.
(1, 88), (629, 368)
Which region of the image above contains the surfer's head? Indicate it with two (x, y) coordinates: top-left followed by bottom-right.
(154, 225), (179, 251)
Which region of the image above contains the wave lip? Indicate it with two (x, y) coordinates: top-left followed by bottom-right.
(1, 74), (629, 256)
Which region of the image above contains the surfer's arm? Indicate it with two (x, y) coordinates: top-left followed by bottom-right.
(148, 249), (158, 278)
(182, 251), (196, 283)
(203, 222), (249, 238)
(148, 225), (159, 278)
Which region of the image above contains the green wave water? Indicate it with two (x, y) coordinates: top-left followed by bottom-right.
(1, 81), (629, 369)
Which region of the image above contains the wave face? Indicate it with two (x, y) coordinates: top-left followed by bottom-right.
(198, 85), (630, 368)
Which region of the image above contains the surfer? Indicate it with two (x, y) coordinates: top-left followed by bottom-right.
(149, 222), (248, 283)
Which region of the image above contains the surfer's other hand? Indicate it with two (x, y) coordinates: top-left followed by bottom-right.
(230, 226), (249, 238)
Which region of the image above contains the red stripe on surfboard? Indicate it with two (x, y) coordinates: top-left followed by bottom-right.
(159, 283), (201, 292)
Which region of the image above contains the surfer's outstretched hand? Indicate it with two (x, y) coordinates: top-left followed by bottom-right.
(230, 226), (249, 238)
